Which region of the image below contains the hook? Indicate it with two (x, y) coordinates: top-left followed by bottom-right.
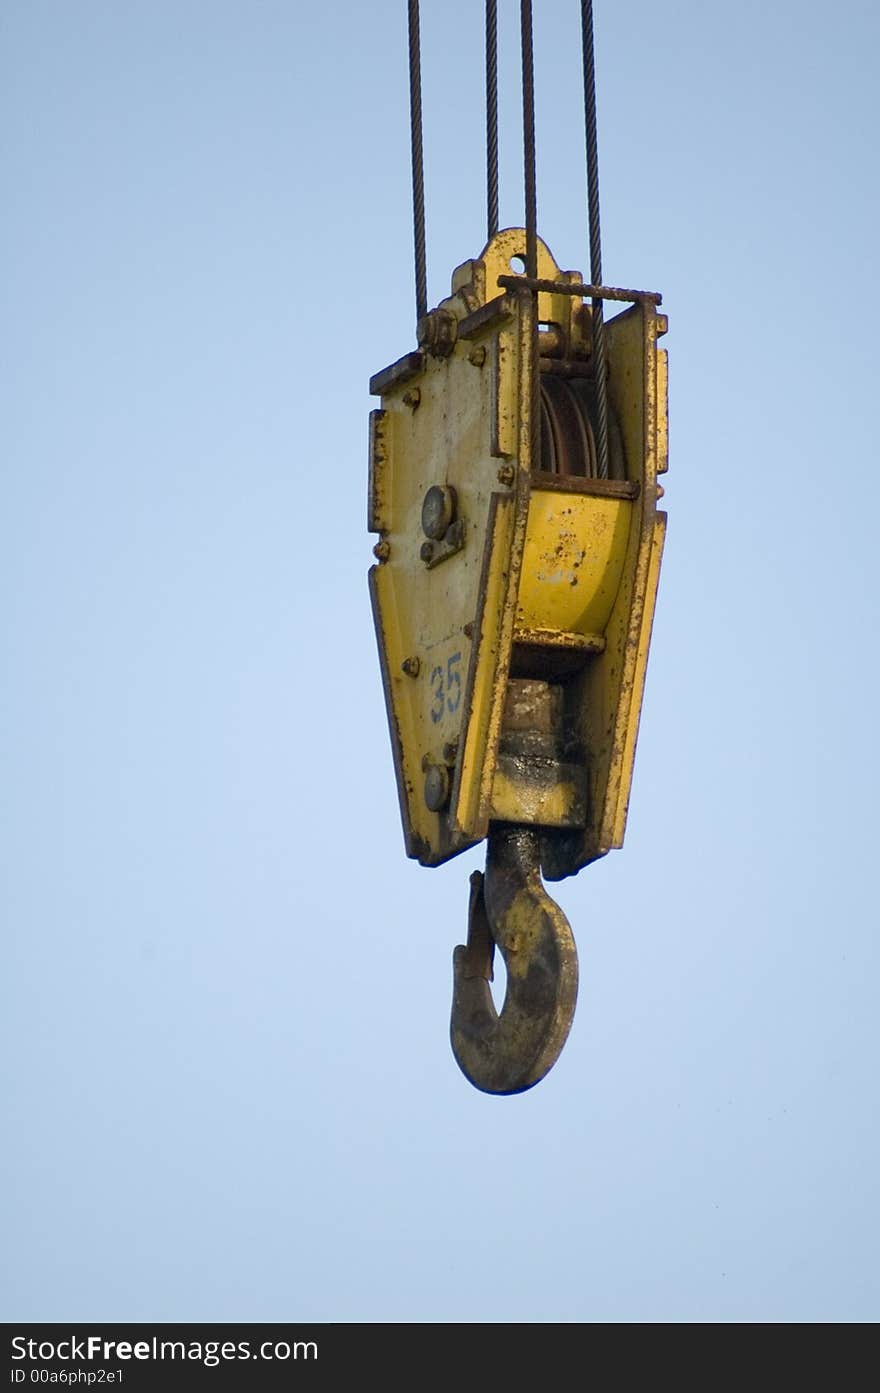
(450, 825), (578, 1095)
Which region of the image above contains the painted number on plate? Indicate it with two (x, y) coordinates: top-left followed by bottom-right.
(430, 652), (463, 724)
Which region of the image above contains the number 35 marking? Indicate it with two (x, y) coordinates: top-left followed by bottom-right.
(430, 651), (463, 724)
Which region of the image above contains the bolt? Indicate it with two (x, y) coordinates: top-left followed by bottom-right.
(423, 762), (450, 812)
(420, 540), (435, 564)
(401, 656), (420, 678)
(372, 540), (390, 562)
(442, 739), (459, 765)
(421, 484), (457, 541)
(402, 387), (421, 409)
(468, 345), (486, 367)
(497, 464), (515, 487)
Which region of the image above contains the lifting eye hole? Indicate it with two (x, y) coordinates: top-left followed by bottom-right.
(509, 255), (526, 274)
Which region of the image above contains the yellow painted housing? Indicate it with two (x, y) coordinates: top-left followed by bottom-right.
(368, 230), (667, 874)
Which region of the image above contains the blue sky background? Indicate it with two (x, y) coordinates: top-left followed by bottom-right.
(3, 0), (878, 1322)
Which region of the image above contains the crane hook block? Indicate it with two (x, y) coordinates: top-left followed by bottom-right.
(368, 230), (667, 881)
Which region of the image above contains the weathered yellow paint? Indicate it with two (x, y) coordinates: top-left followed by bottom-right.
(517, 490), (631, 637)
(656, 345), (669, 475)
(609, 511), (665, 845)
(489, 757), (585, 828)
(453, 493), (514, 841)
(541, 300), (668, 878)
(368, 233), (544, 865)
(369, 229), (667, 875)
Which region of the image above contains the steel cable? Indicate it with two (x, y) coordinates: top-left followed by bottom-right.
(519, 0), (540, 476)
(408, 0), (427, 324)
(580, 0), (609, 478)
(484, 0), (498, 239)
(520, 0), (537, 281)
(486, 0), (499, 241)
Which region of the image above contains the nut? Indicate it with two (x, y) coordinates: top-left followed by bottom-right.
(423, 763), (451, 812)
(444, 518), (464, 548)
(417, 308), (457, 359)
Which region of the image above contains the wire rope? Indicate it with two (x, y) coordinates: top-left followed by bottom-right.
(520, 0), (537, 281)
(407, 0), (427, 324)
(486, 1), (499, 241)
(580, 0), (609, 478)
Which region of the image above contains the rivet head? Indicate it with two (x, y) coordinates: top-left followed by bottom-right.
(421, 484), (457, 541)
(423, 763), (450, 813)
(402, 387), (421, 409)
(372, 539), (390, 562)
(497, 464), (515, 487)
(401, 656), (420, 678)
(468, 345), (486, 367)
(420, 540), (435, 563)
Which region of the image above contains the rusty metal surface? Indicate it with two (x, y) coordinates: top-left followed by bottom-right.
(537, 357), (594, 378)
(367, 409), (389, 534)
(539, 296), (668, 879)
(530, 470), (638, 499)
(417, 307), (458, 358)
(369, 229), (667, 880)
(487, 678), (585, 830)
(497, 273), (661, 305)
(513, 626), (605, 655)
(490, 753), (586, 828)
(369, 350), (425, 397)
(368, 232), (550, 866)
(458, 293), (515, 341)
(450, 826), (578, 1095)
